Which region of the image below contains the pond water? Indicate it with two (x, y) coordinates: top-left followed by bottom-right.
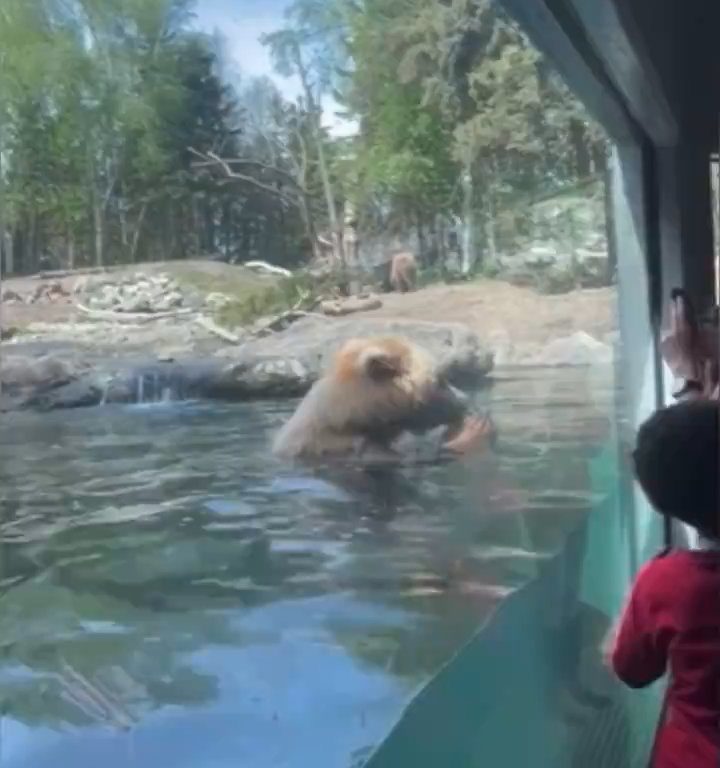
(0, 367), (618, 768)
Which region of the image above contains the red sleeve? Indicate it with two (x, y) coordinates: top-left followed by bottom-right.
(610, 558), (670, 689)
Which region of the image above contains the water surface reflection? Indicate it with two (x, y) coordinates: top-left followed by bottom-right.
(0, 367), (616, 767)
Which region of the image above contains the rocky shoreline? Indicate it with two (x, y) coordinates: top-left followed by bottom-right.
(0, 317), (495, 412)
(0, 265), (616, 413)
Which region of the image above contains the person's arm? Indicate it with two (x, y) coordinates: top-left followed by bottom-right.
(603, 559), (670, 689)
(661, 289), (719, 401)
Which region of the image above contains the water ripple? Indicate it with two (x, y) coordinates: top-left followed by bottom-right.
(0, 367), (625, 767)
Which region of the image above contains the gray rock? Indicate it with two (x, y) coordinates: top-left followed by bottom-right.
(154, 291), (184, 312)
(1, 288), (24, 303)
(79, 271), (191, 315)
(23, 378), (104, 410)
(88, 292), (111, 310)
(73, 276), (90, 295)
(105, 317), (494, 403)
(1, 318), (494, 411)
(497, 245), (610, 293)
(94, 284), (120, 308)
(537, 332), (612, 367)
(1, 354), (79, 389)
(230, 316), (494, 391)
(525, 246), (560, 266)
(574, 249), (609, 287)
(485, 330), (614, 368)
(120, 294), (152, 313)
(0, 352), (95, 411)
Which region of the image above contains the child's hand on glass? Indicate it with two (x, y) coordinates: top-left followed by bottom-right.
(660, 290), (718, 400)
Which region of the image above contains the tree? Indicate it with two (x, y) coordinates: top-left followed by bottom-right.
(342, 0), (456, 262)
(0, 0), (609, 286)
(0, 0), (294, 274)
(262, 3), (349, 268)
(387, 0), (607, 271)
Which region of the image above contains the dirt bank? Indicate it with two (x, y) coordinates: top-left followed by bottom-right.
(1, 261), (616, 352)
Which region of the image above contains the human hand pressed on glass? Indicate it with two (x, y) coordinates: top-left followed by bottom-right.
(660, 289), (719, 401)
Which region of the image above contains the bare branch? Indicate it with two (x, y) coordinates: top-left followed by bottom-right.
(188, 148), (299, 206)
(190, 150), (302, 189)
(220, 158), (304, 190)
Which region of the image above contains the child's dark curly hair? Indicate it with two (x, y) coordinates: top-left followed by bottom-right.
(633, 400), (719, 539)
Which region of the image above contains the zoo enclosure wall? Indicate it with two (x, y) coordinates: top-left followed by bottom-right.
(365, 1), (720, 766)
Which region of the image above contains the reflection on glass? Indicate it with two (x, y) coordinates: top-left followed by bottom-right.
(0, 0), (632, 766)
(0, 368), (618, 766)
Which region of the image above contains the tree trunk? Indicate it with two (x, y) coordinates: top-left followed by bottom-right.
(292, 128), (321, 262)
(203, 200), (215, 253)
(438, 214), (448, 268)
(118, 191), (129, 251)
(92, 179), (104, 268)
(221, 199), (230, 261)
(28, 208), (39, 275)
(130, 203), (148, 262)
(292, 41), (344, 266)
(602, 151), (617, 285)
(167, 203), (176, 261)
(569, 119), (591, 179)
(0, 147), (4, 276)
(416, 212), (426, 265)
(460, 165), (476, 276)
(241, 217), (250, 259)
(484, 203), (496, 265)
(226, 202), (233, 262)
(343, 202), (361, 293)
(5, 228), (15, 276)
(93, 201), (104, 267)
(190, 196), (201, 255)
(317, 143), (343, 265)
(67, 226), (76, 270)
(278, 208), (287, 265)
(299, 191), (321, 261)
(485, 155), (498, 263)
(12, 228), (22, 275)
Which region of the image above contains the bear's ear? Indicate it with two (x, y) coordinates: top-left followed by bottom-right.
(364, 350), (402, 381)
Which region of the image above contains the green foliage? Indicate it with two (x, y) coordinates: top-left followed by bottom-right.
(0, 0), (609, 288)
(340, 0), (456, 226)
(0, 0), (311, 275)
(212, 270), (340, 328)
(259, 0), (608, 272)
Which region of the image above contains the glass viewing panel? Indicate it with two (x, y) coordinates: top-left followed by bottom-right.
(0, 1), (662, 766)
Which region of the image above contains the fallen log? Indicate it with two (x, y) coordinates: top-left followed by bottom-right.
(243, 260), (292, 278)
(251, 309), (328, 337)
(195, 314), (242, 343)
(75, 302), (196, 323)
(319, 294), (382, 316)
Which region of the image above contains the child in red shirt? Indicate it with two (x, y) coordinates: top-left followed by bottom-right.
(606, 399), (720, 768)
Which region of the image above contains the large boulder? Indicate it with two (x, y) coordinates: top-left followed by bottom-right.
(538, 331), (613, 366)
(78, 271), (192, 314)
(111, 317), (494, 402)
(495, 246), (609, 294)
(218, 316), (495, 392)
(488, 330), (613, 368)
(1, 287), (24, 304)
(0, 351), (100, 411)
(1, 318), (494, 411)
